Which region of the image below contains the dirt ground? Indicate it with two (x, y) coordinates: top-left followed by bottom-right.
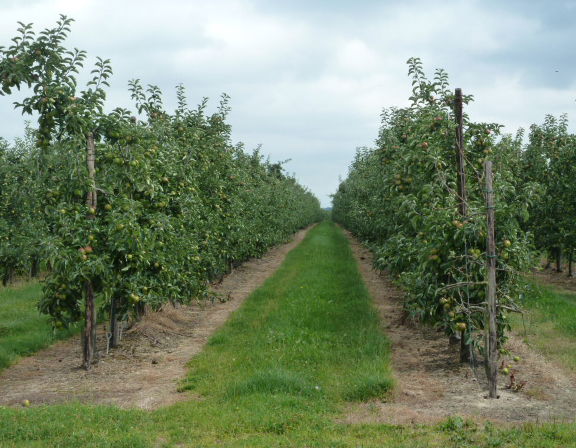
(0, 227), (310, 410)
(340, 229), (576, 425)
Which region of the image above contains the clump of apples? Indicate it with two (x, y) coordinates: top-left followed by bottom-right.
(78, 245), (93, 260)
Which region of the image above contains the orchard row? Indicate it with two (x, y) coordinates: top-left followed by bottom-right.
(0, 16), (323, 346)
(333, 58), (576, 357)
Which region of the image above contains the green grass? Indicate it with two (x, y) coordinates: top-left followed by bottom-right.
(511, 278), (576, 370)
(0, 281), (76, 372)
(178, 220), (393, 404)
(1, 222), (576, 447)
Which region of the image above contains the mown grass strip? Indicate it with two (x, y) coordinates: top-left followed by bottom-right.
(178, 220), (393, 404)
(0, 281), (76, 372)
(2, 223), (576, 447)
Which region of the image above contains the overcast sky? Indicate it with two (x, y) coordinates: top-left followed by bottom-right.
(1, 0), (575, 207)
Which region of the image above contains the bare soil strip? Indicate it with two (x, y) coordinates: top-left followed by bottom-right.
(0, 227), (311, 410)
(340, 229), (576, 425)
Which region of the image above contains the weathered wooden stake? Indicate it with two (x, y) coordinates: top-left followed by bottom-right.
(454, 88), (470, 362)
(454, 88), (467, 217)
(484, 161), (498, 398)
(83, 133), (98, 370)
(109, 297), (119, 348)
(83, 281), (96, 369)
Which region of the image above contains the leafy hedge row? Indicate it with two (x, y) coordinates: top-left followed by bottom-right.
(521, 115), (576, 271)
(0, 16), (323, 332)
(333, 59), (536, 354)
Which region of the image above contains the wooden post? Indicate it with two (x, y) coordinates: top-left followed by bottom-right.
(109, 297), (119, 348)
(454, 88), (467, 217)
(484, 161), (498, 398)
(83, 133), (98, 370)
(83, 281), (96, 369)
(454, 88), (469, 362)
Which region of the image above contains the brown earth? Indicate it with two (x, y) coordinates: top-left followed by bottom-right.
(339, 229), (576, 425)
(0, 227), (311, 410)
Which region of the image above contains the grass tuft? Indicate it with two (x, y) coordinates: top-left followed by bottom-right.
(343, 371), (394, 402)
(225, 368), (320, 398)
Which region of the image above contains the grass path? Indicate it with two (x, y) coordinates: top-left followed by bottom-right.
(177, 221), (393, 403)
(1, 222), (576, 447)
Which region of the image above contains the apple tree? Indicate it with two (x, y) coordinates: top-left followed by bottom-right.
(1, 15), (323, 369)
(333, 58), (536, 359)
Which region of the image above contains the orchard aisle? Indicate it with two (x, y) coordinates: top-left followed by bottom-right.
(2, 222), (576, 424)
(0, 227), (312, 409)
(340, 227), (576, 424)
(2, 222), (576, 447)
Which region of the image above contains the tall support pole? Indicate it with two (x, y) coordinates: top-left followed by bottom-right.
(454, 88), (467, 217)
(484, 161), (498, 398)
(109, 297), (119, 348)
(83, 132), (98, 370)
(454, 88), (469, 362)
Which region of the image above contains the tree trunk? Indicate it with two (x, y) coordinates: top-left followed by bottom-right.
(568, 252), (574, 278)
(135, 300), (145, 321)
(555, 246), (563, 272)
(31, 257), (40, 278)
(2, 265), (8, 286)
(3, 266), (15, 286)
(460, 334), (470, 363)
(82, 280), (97, 369)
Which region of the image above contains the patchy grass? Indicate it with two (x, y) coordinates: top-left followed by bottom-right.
(512, 279), (576, 371)
(0, 281), (76, 372)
